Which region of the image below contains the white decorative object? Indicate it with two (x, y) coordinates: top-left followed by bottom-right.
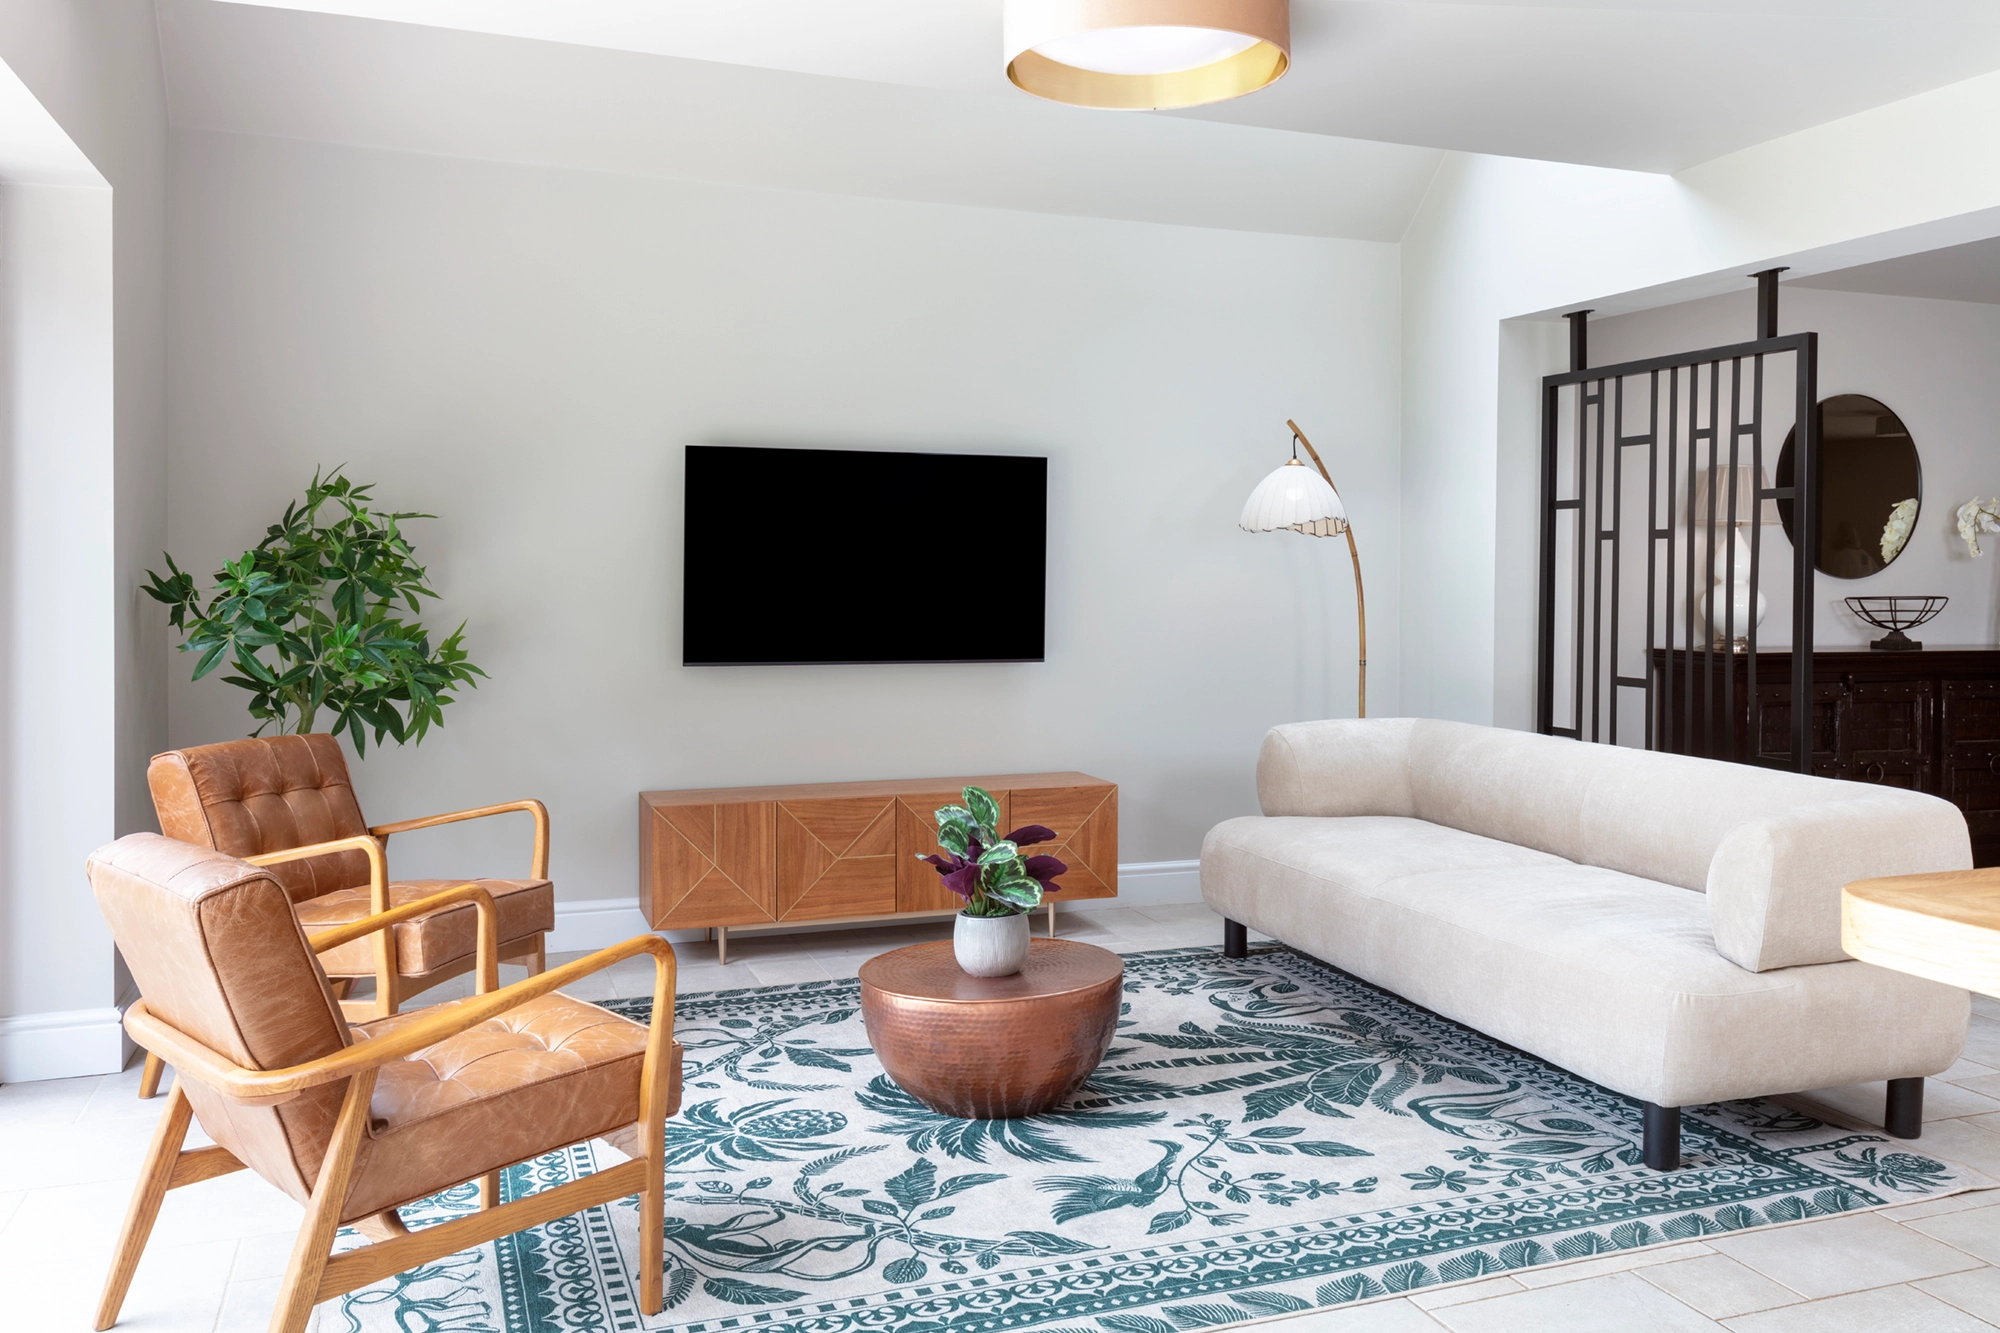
(1880, 498), (1918, 564)
(954, 911), (1031, 977)
(1688, 465), (1778, 651)
(1697, 528), (1768, 651)
(1958, 498), (2000, 557)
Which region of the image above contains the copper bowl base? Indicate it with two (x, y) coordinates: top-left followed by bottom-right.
(858, 939), (1124, 1120)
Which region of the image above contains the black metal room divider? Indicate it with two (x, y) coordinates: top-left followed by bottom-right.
(1535, 273), (1821, 773)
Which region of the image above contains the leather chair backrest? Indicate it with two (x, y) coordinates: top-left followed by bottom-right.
(88, 833), (356, 1203)
(148, 734), (372, 903)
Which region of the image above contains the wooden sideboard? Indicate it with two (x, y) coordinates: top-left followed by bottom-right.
(1649, 647), (2000, 866)
(639, 772), (1117, 959)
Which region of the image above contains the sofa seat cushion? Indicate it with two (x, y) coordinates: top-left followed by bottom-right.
(1202, 816), (1967, 1107)
(339, 992), (670, 1220)
(1198, 814), (1570, 902)
(300, 878), (555, 977)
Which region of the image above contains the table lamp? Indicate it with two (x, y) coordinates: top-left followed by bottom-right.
(1689, 463), (1778, 651)
(1239, 420), (1367, 717)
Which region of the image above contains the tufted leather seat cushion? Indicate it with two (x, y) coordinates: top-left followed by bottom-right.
(301, 878), (555, 976)
(340, 993), (674, 1221)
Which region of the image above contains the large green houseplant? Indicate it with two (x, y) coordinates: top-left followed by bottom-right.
(145, 468), (484, 754)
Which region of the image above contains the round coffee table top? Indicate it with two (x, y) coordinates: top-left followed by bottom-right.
(858, 938), (1122, 1004)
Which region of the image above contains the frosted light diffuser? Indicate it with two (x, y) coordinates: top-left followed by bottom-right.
(1005, 0), (1289, 110)
(1032, 26), (1259, 76)
(1240, 458), (1348, 537)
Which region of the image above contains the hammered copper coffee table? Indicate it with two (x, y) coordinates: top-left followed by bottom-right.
(858, 938), (1123, 1119)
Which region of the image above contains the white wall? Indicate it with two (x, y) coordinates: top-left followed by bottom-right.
(1401, 67), (2000, 734)
(165, 129), (1402, 909)
(1589, 285), (2000, 649)
(0, 181), (116, 1071)
(0, 1), (167, 1081)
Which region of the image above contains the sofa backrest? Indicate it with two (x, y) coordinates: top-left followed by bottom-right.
(1257, 718), (1971, 971)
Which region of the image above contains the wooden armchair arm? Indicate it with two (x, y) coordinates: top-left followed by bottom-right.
(369, 800), (551, 880)
(308, 882), (501, 994)
(245, 835), (389, 912)
(123, 933), (677, 1107)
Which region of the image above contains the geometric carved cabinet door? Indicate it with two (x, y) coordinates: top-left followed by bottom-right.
(1007, 784), (1118, 900)
(894, 788), (1012, 913)
(776, 796), (898, 921)
(641, 800), (776, 927)
(640, 772), (1117, 930)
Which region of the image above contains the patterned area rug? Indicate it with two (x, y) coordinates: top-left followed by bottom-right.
(320, 944), (1988, 1332)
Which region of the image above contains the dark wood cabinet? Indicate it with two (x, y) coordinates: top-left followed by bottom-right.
(1650, 648), (2000, 866)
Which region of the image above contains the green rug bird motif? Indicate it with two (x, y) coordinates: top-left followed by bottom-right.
(320, 944), (1987, 1333)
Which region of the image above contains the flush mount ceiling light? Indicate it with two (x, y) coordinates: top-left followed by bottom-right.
(1005, 0), (1290, 110)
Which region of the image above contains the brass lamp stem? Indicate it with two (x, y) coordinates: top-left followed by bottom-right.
(1286, 419), (1367, 719)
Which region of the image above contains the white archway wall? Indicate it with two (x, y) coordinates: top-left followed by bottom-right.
(0, 0), (168, 1083)
(1399, 67), (2000, 732)
(0, 180), (118, 1069)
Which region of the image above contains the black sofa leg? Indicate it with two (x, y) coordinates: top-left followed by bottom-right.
(1222, 918), (1248, 959)
(1643, 1103), (1680, 1171)
(1886, 1077), (1924, 1139)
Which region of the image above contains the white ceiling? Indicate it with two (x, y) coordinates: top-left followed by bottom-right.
(158, 0), (1443, 241)
(1792, 235), (2000, 305)
(218, 0), (2000, 172)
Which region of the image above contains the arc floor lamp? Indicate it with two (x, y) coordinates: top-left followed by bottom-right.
(1239, 419), (1367, 717)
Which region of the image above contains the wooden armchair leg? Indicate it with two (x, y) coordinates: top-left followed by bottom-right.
(480, 1171), (501, 1210)
(136, 1052), (164, 1100)
(95, 1083), (194, 1330)
(268, 1070), (377, 1333)
(639, 1120), (664, 1314)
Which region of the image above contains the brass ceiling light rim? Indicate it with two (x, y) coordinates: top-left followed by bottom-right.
(1006, 42), (1290, 111)
(1003, 0), (1291, 111)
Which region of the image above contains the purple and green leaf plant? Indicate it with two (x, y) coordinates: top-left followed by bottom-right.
(917, 785), (1067, 917)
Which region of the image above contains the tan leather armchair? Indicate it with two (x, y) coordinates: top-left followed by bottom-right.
(88, 834), (681, 1333)
(139, 732), (557, 1097)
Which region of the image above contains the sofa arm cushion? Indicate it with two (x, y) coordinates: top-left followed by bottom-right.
(1257, 719), (1419, 818)
(1709, 791), (1971, 971)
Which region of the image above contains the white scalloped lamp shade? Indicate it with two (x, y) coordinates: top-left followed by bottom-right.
(1240, 459), (1347, 537)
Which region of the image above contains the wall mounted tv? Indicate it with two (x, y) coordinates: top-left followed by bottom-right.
(683, 445), (1047, 666)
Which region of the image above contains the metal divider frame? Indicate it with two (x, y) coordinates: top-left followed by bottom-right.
(1535, 328), (1819, 773)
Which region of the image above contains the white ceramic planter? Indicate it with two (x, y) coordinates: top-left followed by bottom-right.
(954, 911), (1031, 977)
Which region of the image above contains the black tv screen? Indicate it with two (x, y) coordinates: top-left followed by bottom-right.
(683, 445), (1047, 665)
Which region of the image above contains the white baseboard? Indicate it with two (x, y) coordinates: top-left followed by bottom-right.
(546, 897), (656, 954)
(0, 1006), (134, 1082)
(1069, 859), (1201, 911)
(549, 858), (1205, 954)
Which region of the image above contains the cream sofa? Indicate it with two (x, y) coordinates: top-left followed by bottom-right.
(1200, 718), (1973, 1169)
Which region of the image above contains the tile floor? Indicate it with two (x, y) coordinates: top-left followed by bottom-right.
(11, 900), (2000, 1331)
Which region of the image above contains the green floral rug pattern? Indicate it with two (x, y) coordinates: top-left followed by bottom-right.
(322, 944), (1986, 1332)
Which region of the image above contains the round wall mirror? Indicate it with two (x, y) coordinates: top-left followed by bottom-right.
(1776, 393), (1921, 580)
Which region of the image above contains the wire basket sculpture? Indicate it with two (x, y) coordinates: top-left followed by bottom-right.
(1845, 595), (1947, 652)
